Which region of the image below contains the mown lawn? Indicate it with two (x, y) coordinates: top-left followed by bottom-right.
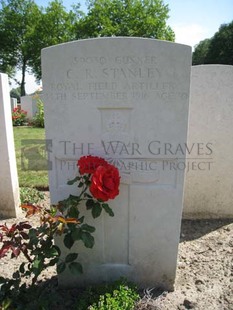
(13, 127), (49, 188)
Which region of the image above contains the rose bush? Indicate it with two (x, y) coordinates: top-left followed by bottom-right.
(0, 155), (120, 307)
(12, 107), (27, 126)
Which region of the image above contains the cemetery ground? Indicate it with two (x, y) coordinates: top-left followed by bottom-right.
(0, 196), (232, 309)
(1, 127), (232, 309)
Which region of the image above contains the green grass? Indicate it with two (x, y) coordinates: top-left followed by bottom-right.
(13, 127), (49, 188)
(0, 277), (139, 310)
(76, 279), (140, 310)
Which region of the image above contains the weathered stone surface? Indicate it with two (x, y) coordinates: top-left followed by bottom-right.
(11, 98), (17, 110)
(42, 38), (191, 289)
(184, 65), (233, 219)
(0, 73), (20, 218)
(20, 95), (38, 119)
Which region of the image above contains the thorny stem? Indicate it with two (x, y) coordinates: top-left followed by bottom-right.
(79, 185), (89, 199)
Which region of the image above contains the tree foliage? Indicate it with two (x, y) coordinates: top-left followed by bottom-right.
(10, 87), (21, 101)
(0, 0), (77, 94)
(192, 39), (211, 65)
(207, 21), (233, 65)
(0, 57), (15, 77)
(76, 0), (174, 40)
(0, 0), (42, 95)
(192, 21), (233, 65)
(30, 0), (79, 81)
(0, 0), (175, 92)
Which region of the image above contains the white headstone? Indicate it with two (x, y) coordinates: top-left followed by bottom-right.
(11, 97), (17, 110)
(42, 38), (191, 289)
(20, 95), (38, 119)
(0, 73), (21, 218)
(184, 65), (233, 218)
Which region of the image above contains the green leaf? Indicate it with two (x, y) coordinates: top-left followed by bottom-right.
(64, 233), (74, 249)
(91, 202), (102, 218)
(41, 237), (52, 249)
(86, 199), (95, 210)
(83, 174), (91, 182)
(32, 258), (43, 277)
(32, 248), (41, 255)
(81, 223), (96, 233)
(81, 232), (95, 248)
(79, 216), (85, 223)
(57, 262), (66, 274)
(19, 262), (25, 274)
(68, 206), (79, 218)
(78, 181), (84, 188)
(54, 245), (61, 256)
(102, 203), (114, 217)
(48, 257), (59, 266)
(67, 176), (80, 185)
(25, 270), (31, 277)
(69, 194), (81, 200)
(28, 228), (38, 244)
(84, 193), (92, 199)
(67, 223), (77, 232)
(32, 258), (41, 269)
(45, 245), (60, 258)
(71, 227), (82, 240)
(0, 277), (6, 284)
(68, 262), (83, 275)
(50, 205), (57, 217)
(61, 195), (81, 208)
(65, 253), (78, 263)
(13, 271), (20, 279)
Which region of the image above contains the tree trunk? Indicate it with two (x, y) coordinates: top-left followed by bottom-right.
(20, 59), (27, 96)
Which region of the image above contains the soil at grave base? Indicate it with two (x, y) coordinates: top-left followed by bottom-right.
(0, 191), (232, 310)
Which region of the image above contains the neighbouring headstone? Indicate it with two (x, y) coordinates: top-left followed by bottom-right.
(42, 38), (191, 289)
(20, 95), (38, 119)
(11, 97), (17, 110)
(184, 65), (233, 218)
(0, 73), (21, 218)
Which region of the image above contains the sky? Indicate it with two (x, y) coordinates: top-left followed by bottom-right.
(11, 0), (233, 93)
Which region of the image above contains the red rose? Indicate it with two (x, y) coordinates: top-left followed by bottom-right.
(90, 164), (120, 201)
(77, 155), (108, 175)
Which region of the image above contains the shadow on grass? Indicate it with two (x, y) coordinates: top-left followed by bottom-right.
(179, 218), (233, 242)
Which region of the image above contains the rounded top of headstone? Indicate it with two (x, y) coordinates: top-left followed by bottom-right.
(42, 37), (192, 53)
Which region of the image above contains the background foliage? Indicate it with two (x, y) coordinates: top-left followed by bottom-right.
(0, 0), (42, 95)
(192, 21), (233, 65)
(0, 0), (174, 95)
(76, 0), (174, 40)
